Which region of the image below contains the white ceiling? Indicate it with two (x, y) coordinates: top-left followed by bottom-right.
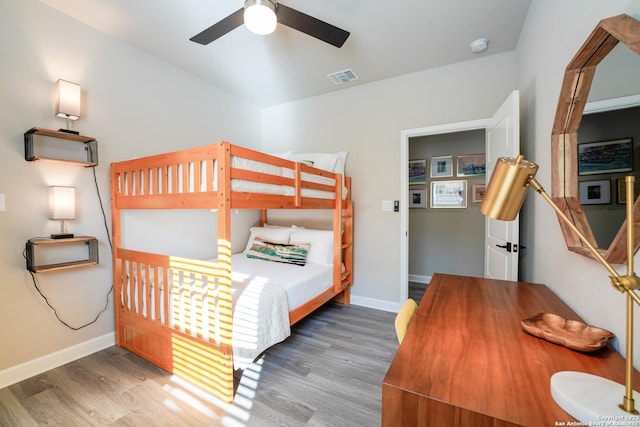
(38, 0), (531, 107)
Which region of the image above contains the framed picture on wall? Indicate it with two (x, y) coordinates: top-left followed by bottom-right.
(472, 184), (486, 203)
(409, 189), (426, 208)
(579, 179), (611, 205)
(578, 138), (633, 175)
(617, 178), (640, 204)
(456, 154), (486, 176)
(430, 180), (467, 208)
(408, 159), (427, 184)
(430, 156), (453, 178)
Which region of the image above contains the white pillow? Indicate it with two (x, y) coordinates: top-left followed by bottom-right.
(289, 227), (335, 265)
(333, 151), (348, 196)
(291, 151), (349, 196)
(243, 226), (292, 253)
(333, 150), (348, 176)
(291, 152), (339, 172)
(264, 223), (304, 229)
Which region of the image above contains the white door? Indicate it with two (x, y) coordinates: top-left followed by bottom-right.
(484, 90), (520, 281)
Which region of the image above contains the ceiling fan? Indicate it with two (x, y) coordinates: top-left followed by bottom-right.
(190, 0), (350, 48)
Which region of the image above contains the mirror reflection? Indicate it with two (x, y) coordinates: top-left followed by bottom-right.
(577, 43), (640, 249)
(551, 14), (640, 264)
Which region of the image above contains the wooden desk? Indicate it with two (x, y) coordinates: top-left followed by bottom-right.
(382, 273), (640, 426)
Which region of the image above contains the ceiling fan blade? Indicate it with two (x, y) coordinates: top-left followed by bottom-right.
(276, 4), (350, 48)
(190, 8), (244, 45)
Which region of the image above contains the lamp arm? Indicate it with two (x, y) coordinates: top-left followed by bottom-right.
(528, 178), (640, 302)
(529, 177), (640, 414)
(528, 178), (621, 279)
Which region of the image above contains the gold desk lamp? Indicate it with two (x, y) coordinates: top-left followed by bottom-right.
(480, 155), (640, 422)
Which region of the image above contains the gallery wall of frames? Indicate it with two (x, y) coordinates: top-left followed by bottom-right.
(408, 153), (486, 209)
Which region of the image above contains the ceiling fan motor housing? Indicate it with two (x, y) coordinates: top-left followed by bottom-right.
(244, 0), (277, 35)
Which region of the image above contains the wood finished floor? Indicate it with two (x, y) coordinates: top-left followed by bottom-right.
(0, 291), (427, 427)
(409, 281), (427, 304)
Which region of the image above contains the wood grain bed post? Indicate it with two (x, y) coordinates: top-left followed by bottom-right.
(333, 174), (343, 293)
(342, 176), (353, 303)
(216, 141), (235, 402)
(110, 162), (123, 347)
(332, 176), (352, 304)
(294, 161), (302, 207)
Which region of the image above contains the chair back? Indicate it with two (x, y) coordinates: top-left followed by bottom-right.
(395, 298), (418, 344)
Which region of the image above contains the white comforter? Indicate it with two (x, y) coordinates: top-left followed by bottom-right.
(223, 254), (334, 369)
(230, 266), (290, 369)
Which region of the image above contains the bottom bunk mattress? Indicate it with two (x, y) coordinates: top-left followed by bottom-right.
(119, 251), (334, 370)
(215, 254), (334, 369)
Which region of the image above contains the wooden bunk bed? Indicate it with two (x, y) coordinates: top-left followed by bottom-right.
(110, 141), (353, 403)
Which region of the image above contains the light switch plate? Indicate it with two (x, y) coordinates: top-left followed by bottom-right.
(382, 200), (394, 212)
(0, 193), (5, 212)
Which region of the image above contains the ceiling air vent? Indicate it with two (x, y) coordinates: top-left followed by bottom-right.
(327, 69), (358, 85)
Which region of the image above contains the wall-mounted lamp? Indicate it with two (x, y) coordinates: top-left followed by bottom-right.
(481, 156), (640, 422)
(244, 0), (277, 35)
(55, 79), (81, 134)
(49, 186), (75, 239)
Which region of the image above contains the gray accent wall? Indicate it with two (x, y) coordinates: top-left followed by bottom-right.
(408, 130), (485, 280)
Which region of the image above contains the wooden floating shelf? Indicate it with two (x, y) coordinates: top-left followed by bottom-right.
(26, 236), (99, 273)
(24, 127), (98, 167)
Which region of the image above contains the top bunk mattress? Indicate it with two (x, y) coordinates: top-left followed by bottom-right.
(217, 153), (348, 199)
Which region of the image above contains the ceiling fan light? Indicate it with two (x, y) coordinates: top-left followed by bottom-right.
(244, 0), (277, 35)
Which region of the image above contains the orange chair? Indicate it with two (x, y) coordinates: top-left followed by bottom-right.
(395, 298), (418, 344)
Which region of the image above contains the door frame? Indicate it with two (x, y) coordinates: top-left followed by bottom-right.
(400, 119), (489, 305)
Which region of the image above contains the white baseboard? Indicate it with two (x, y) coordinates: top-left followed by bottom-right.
(409, 274), (431, 284)
(0, 332), (115, 389)
(351, 295), (401, 313)
(351, 276), (432, 313)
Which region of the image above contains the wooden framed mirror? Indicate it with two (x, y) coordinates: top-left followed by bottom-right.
(551, 14), (640, 264)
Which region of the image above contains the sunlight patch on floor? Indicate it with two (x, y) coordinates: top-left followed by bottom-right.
(162, 357), (265, 426)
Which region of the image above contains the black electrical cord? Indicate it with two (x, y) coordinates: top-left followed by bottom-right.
(24, 252), (111, 330)
(91, 160), (113, 252)
(26, 156), (114, 331)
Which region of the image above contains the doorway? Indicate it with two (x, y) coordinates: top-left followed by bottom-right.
(400, 120), (489, 304)
(400, 91), (521, 305)
(408, 129), (486, 283)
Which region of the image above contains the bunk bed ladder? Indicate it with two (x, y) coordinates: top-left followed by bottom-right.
(334, 176), (353, 297)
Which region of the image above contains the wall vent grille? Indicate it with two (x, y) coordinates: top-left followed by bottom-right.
(327, 69), (358, 85)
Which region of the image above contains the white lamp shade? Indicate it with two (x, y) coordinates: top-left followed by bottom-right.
(55, 79), (81, 120)
(49, 186), (75, 220)
(244, 0), (277, 35)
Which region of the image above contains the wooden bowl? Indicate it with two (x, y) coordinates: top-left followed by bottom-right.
(521, 312), (614, 352)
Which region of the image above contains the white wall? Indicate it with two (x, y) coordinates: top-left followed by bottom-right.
(516, 1), (640, 364)
(0, 0), (261, 380)
(5, 0), (640, 383)
(261, 52), (518, 309)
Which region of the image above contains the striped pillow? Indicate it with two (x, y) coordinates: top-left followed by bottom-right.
(246, 238), (310, 266)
